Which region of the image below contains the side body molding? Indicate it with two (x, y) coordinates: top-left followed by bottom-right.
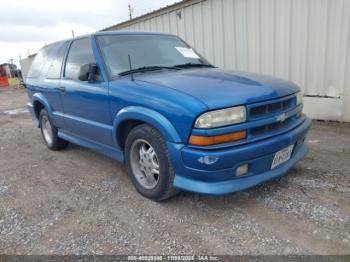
(113, 106), (182, 148)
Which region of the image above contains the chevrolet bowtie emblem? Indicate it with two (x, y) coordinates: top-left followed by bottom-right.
(279, 113), (287, 122)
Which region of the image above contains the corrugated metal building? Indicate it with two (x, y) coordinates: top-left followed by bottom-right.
(103, 0), (350, 122)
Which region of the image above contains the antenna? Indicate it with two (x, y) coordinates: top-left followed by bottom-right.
(128, 4), (134, 20)
(128, 54), (134, 81)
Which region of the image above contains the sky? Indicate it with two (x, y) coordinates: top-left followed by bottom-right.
(0, 0), (181, 68)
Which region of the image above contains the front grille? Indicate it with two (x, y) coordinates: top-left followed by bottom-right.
(250, 98), (293, 118)
(250, 118), (293, 136)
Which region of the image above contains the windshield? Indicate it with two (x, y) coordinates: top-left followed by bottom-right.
(97, 34), (211, 77)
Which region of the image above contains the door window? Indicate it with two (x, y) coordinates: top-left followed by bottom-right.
(64, 38), (95, 80)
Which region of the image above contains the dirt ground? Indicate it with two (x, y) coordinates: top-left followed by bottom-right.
(0, 88), (349, 255)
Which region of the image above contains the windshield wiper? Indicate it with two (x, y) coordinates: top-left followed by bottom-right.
(118, 66), (179, 76)
(172, 63), (216, 69)
(118, 63), (215, 76)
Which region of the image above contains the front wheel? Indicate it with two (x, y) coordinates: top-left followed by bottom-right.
(125, 124), (179, 201)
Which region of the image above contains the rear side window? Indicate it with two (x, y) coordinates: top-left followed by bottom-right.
(46, 41), (69, 79)
(27, 45), (55, 78)
(64, 38), (95, 80)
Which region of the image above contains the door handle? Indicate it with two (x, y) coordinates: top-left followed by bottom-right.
(58, 86), (66, 92)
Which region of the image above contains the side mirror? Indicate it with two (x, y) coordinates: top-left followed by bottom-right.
(78, 63), (98, 81)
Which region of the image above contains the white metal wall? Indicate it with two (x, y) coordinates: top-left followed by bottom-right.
(107, 0), (350, 122)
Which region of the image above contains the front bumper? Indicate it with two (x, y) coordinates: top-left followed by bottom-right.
(168, 117), (311, 195)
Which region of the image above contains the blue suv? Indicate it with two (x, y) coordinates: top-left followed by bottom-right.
(26, 32), (311, 201)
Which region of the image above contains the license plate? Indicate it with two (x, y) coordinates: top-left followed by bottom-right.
(271, 144), (294, 169)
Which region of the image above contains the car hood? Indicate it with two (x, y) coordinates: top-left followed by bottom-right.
(135, 68), (300, 109)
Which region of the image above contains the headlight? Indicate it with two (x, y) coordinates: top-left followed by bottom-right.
(195, 106), (246, 129)
(296, 92), (303, 105)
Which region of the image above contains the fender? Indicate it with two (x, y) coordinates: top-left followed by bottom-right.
(113, 106), (182, 147)
(32, 93), (54, 127)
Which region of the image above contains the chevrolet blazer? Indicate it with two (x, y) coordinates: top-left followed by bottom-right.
(26, 32), (311, 201)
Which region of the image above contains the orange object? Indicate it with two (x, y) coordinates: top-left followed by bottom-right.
(189, 130), (247, 146)
(0, 77), (8, 87)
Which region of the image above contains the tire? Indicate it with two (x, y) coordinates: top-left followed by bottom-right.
(39, 109), (68, 150)
(125, 124), (179, 201)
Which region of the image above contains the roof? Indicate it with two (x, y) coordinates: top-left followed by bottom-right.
(20, 31), (177, 61)
(94, 31), (174, 36)
(100, 0), (201, 31)
(48, 31), (175, 48)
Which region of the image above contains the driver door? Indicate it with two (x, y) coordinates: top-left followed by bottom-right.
(60, 37), (113, 146)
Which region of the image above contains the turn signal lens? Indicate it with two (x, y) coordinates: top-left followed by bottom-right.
(189, 130), (247, 146)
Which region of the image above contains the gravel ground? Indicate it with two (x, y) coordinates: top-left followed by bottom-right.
(0, 88), (349, 255)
